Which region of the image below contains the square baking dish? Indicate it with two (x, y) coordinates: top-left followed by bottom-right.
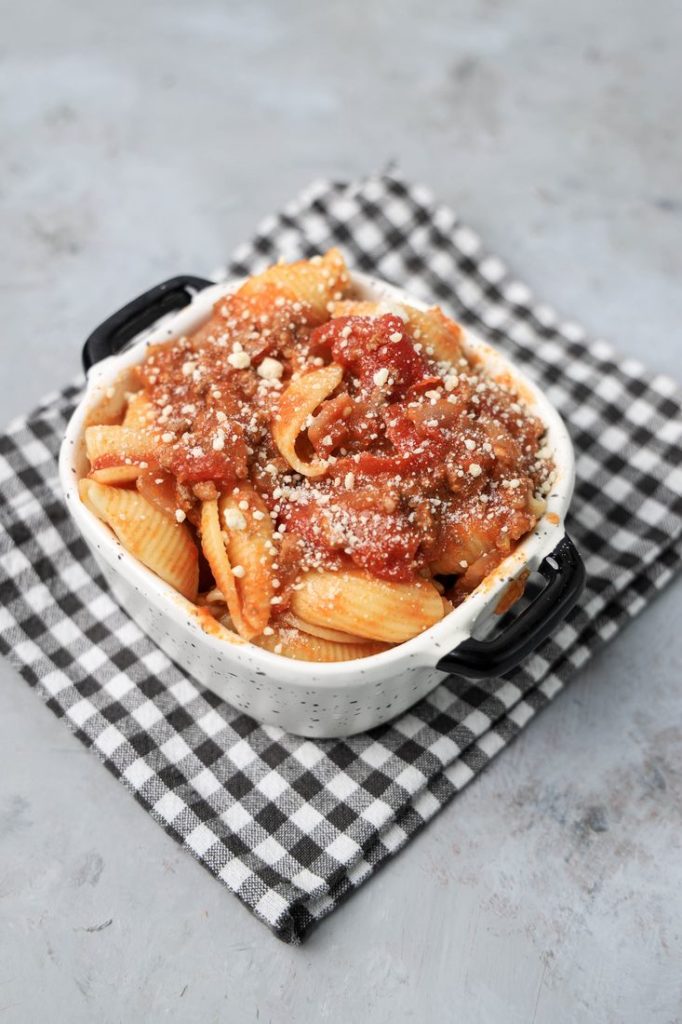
(60, 271), (584, 737)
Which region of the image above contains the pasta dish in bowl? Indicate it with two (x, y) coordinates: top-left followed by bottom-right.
(60, 251), (583, 736)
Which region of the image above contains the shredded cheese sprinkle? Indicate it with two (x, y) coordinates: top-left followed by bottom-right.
(223, 508), (247, 530)
(227, 351), (251, 370)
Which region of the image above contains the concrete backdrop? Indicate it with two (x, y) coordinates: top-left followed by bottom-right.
(1, 1), (681, 1021)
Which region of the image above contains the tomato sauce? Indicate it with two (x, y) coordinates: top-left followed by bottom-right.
(132, 288), (553, 603)
(312, 314), (435, 398)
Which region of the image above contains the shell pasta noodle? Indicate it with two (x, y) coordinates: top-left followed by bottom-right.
(330, 299), (464, 365)
(272, 363), (344, 477)
(256, 627), (388, 663)
(85, 425), (156, 476)
(291, 571), (445, 644)
(238, 247), (350, 319)
(122, 391), (155, 429)
(78, 250), (554, 662)
(79, 479), (199, 601)
(197, 496), (273, 641)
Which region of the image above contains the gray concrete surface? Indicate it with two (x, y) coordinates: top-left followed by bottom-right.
(1, 1), (681, 1021)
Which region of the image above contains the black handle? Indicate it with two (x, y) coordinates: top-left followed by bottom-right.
(82, 275), (214, 372)
(437, 534), (585, 679)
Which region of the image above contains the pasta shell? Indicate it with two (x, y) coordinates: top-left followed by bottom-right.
(123, 391), (156, 429)
(199, 499), (247, 635)
(136, 471), (179, 519)
(78, 479), (198, 601)
(329, 299), (407, 320)
(192, 605), (245, 645)
(85, 425), (157, 472)
(273, 363), (343, 476)
(240, 248), (350, 319)
(89, 466), (142, 485)
(84, 368), (139, 427)
(256, 626), (387, 662)
(199, 499), (257, 640)
(329, 300), (463, 366)
(403, 306), (463, 365)
(283, 612), (374, 645)
(429, 528), (489, 574)
(219, 486), (275, 637)
(292, 570), (445, 643)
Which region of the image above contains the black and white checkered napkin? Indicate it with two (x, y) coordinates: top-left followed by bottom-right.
(1, 174), (681, 943)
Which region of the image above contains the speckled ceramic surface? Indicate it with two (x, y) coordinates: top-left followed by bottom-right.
(59, 272), (575, 736)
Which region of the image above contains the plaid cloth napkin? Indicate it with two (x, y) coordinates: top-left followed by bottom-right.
(1, 173), (681, 944)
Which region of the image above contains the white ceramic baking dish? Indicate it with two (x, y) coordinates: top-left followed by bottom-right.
(59, 271), (584, 738)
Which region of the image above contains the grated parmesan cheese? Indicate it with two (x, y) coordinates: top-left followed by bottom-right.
(227, 350), (251, 369)
(257, 357), (283, 380)
(223, 508), (247, 530)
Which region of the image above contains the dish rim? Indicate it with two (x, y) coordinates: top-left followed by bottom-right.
(59, 269), (575, 684)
